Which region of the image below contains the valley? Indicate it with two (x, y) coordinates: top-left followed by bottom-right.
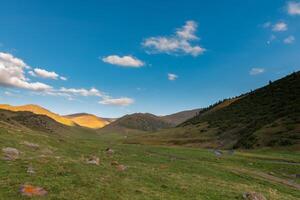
(0, 72), (299, 199)
(0, 124), (299, 199)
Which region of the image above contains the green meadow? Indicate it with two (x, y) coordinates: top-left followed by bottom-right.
(0, 127), (299, 200)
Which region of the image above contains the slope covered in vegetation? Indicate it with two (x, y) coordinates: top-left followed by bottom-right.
(131, 72), (300, 149)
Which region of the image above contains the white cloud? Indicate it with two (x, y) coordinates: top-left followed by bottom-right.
(102, 55), (144, 67)
(59, 87), (102, 97)
(283, 35), (295, 44)
(176, 20), (198, 40)
(168, 73), (178, 81)
(60, 76), (67, 81)
(57, 87), (135, 106)
(99, 97), (134, 106)
(250, 68), (265, 75)
(0, 52), (134, 106)
(287, 1), (300, 15)
(142, 20), (205, 56)
(0, 52), (52, 91)
(33, 68), (59, 79)
(272, 22), (288, 32)
(29, 68), (66, 80)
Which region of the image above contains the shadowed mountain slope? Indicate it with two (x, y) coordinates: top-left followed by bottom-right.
(130, 72), (300, 149)
(101, 113), (173, 132)
(0, 104), (75, 126)
(160, 109), (202, 125)
(0, 109), (69, 133)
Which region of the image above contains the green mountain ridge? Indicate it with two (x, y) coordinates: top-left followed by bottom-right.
(100, 109), (202, 133)
(129, 71), (300, 149)
(101, 113), (173, 132)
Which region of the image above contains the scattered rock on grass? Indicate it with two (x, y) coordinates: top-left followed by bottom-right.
(243, 192), (266, 200)
(86, 156), (100, 165)
(2, 147), (19, 161)
(105, 148), (114, 155)
(21, 141), (39, 150)
(214, 150), (222, 157)
(116, 164), (127, 172)
(27, 166), (35, 175)
(20, 185), (47, 197)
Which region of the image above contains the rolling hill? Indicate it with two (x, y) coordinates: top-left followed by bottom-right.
(0, 108), (69, 133)
(65, 113), (110, 129)
(0, 104), (75, 126)
(101, 113), (173, 132)
(130, 71), (300, 149)
(100, 109), (201, 133)
(0, 104), (112, 129)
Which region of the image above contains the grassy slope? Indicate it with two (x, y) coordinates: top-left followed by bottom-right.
(0, 125), (300, 199)
(101, 113), (173, 132)
(160, 108), (202, 125)
(133, 72), (300, 149)
(65, 113), (110, 129)
(0, 104), (75, 126)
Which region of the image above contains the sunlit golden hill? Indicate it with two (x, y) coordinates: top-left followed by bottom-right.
(0, 104), (75, 126)
(65, 113), (110, 129)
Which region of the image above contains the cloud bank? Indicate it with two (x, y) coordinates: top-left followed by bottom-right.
(0, 52), (134, 106)
(0, 52), (52, 91)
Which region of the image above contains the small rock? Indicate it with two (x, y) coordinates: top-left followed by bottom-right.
(86, 156), (100, 165)
(27, 166), (35, 175)
(21, 141), (39, 150)
(105, 148), (114, 155)
(243, 192), (266, 200)
(214, 150), (222, 157)
(296, 174), (300, 179)
(116, 164), (127, 172)
(20, 185), (47, 197)
(2, 147), (19, 161)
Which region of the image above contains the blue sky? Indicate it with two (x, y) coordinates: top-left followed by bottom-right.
(0, 0), (299, 118)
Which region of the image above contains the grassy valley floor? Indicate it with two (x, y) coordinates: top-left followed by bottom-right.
(0, 128), (299, 199)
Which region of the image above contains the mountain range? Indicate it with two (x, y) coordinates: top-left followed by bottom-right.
(0, 71), (299, 149)
(0, 104), (200, 131)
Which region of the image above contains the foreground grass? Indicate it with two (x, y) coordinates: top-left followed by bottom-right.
(0, 127), (299, 199)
